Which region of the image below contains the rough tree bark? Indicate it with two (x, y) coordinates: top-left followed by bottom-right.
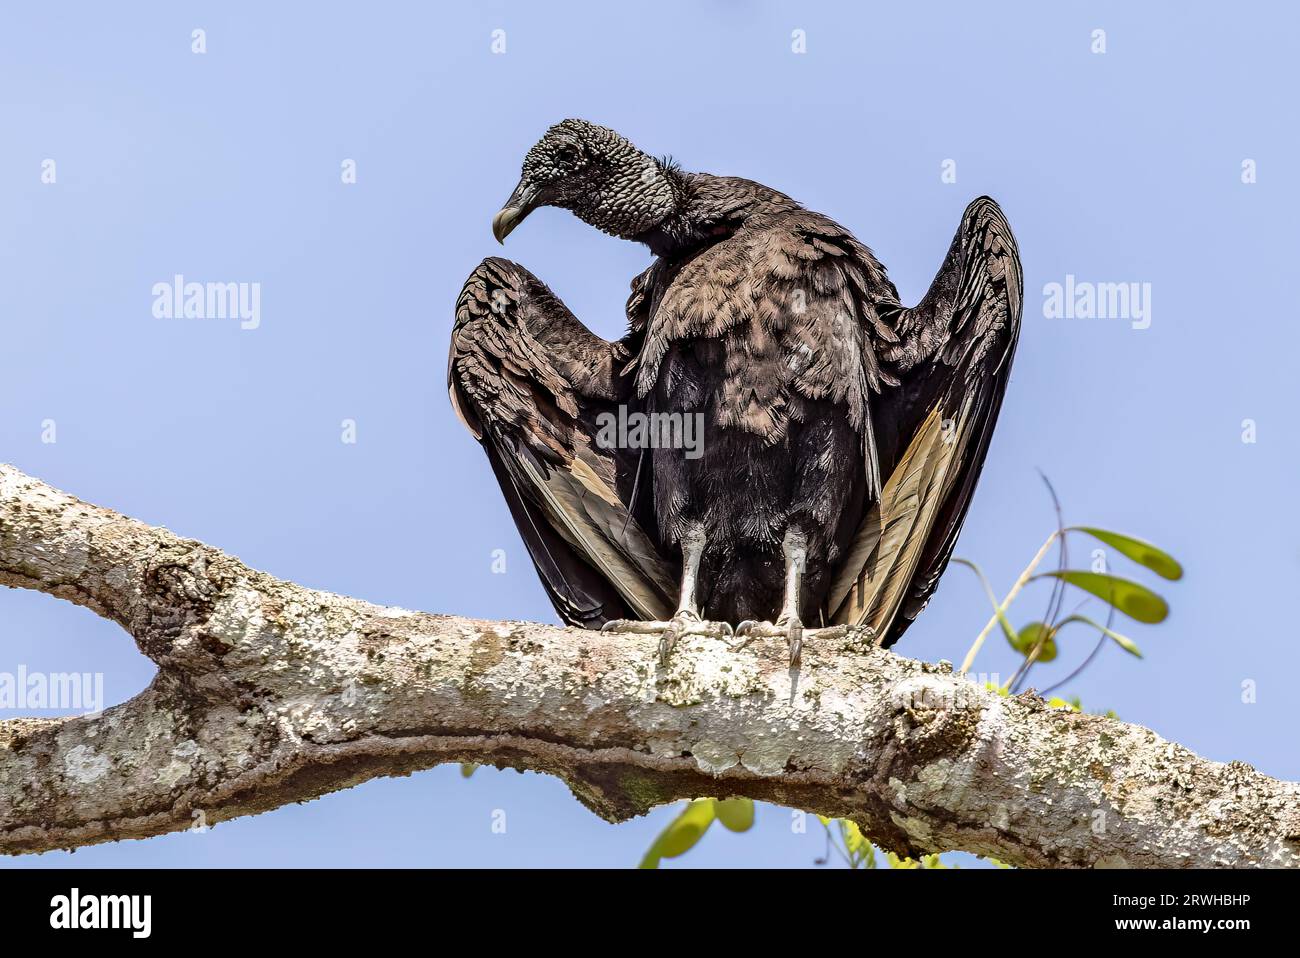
(0, 463), (1296, 867)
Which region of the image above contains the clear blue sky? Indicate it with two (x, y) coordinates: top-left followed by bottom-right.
(1, 1), (1295, 867)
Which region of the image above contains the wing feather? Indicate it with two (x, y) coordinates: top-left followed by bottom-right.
(449, 257), (677, 627)
(830, 197), (1023, 645)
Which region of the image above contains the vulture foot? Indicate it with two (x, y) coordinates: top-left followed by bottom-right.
(600, 613), (734, 665)
(734, 617), (803, 666)
(733, 619), (851, 667)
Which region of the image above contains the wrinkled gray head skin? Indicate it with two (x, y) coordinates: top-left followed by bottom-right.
(493, 119), (683, 243)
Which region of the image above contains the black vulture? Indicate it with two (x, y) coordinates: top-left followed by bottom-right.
(449, 120), (1021, 665)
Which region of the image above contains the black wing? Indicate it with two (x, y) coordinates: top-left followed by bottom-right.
(449, 257), (677, 628)
(827, 197), (1023, 646)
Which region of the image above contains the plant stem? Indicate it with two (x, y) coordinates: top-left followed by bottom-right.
(1039, 634), (1106, 696)
(1008, 625), (1050, 691)
(1021, 471), (1068, 691)
(958, 530), (1059, 675)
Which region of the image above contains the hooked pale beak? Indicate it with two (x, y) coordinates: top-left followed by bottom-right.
(492, 181), (541, 244)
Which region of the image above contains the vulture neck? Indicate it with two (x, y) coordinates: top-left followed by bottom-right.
(634, 172), (799, 259)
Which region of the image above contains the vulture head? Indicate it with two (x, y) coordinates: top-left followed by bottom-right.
(493, 119), (683, 244)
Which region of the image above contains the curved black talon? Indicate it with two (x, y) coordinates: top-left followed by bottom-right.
(786, 618), (804, 668)
(658, 626), (681, 665)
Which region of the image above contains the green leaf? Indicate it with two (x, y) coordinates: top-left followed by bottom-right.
(1012, 622), (1058, 663)
(1032, 571), (1169, 624)
(841, 821), (865, 856)
(953, 558), (1018, 645)
(1069, 527), (1183, 581)
(886, 851), (957, 869)
(1056, 613), (1144, 658)
(638, 800), (716, 869)
(459, 763), (478, 778)
(840, 821), (876, 869)
(714, 798), (755, 833)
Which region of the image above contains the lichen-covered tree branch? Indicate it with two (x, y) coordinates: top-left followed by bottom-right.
(0, 464), (1296, 867)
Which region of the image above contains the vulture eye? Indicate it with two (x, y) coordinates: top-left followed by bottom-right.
(555, 144), (581, 167)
